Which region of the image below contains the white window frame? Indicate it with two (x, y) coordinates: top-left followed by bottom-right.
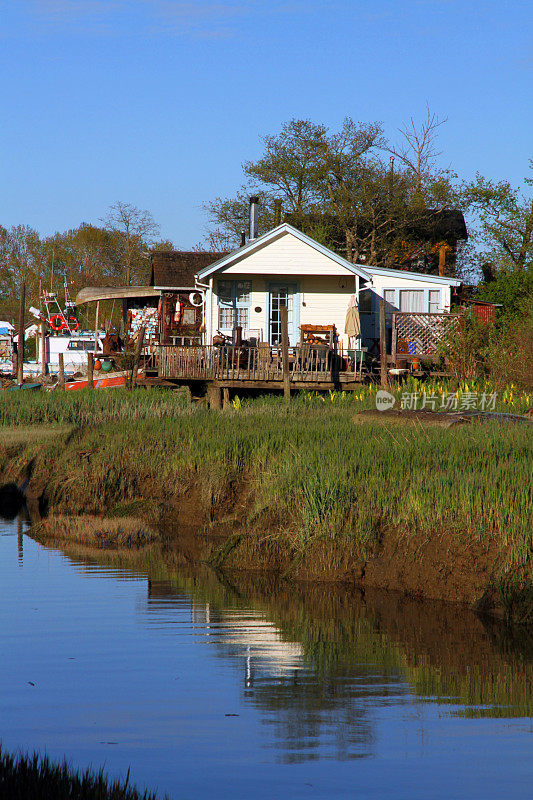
(382, 288), (442, 316)
(217, 280), (251, 333)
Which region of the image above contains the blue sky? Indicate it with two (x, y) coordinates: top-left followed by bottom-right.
(0, 0), (531, 247)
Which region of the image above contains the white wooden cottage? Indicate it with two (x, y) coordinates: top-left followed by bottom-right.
(195, 222), (461, 351)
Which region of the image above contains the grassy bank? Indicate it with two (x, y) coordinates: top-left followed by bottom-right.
(0, 746), (162, 800)
(1, 388), (532, 618)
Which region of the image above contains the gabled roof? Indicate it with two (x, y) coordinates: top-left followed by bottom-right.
(151, 250), (227, 289)
(196, 224), (372, 281)
(196, 223), (461, 286)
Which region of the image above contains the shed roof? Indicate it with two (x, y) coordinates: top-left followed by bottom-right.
(150, 251), (227, 289)
(75, 286), (160, 306)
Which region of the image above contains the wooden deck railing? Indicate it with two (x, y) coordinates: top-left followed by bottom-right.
(155, 344), (337, 382)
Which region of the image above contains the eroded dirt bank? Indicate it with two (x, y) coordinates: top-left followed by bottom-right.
(1, 423), (531, 624)
(22, 483), (525, 624)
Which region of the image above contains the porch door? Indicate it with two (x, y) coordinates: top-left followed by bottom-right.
(268, 284), (296, 346)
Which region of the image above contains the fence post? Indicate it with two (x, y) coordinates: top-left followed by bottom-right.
(391, 314), (397, 369)
(379, 299), (387, 388)
(58, 352), (65, 390)
(280, 305), (290, 402)
(17, 281), (25, 386)
(131, 325), (146, 390)
(87, 352), (94, 389)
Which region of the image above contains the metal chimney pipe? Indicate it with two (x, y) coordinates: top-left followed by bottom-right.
(249, 196), (259, 241)
(274, 199), (282, 227)
(240, 230), (246, 247)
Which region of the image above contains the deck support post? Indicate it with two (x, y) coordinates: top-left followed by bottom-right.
(280, 305), (290, 402)
(222, 387), (230, 409)
(58, 352), (65, 390)
(379, 299), (387, 388)
(17, 281), (25, 386)
(207, 384), (222, 410)
(87, 352), (94, 389)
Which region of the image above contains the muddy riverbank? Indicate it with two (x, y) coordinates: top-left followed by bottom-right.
(1, 412), (531, 623)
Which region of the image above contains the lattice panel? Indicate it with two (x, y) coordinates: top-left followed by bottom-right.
(394, 313), (461, 356)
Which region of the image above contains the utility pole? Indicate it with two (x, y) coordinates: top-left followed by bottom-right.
(17, 282), (26, 386)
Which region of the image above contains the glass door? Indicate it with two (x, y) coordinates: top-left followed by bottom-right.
(268, 284), (295, 345)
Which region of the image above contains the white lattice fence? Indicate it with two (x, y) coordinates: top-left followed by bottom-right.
(393, 313), (462, 356)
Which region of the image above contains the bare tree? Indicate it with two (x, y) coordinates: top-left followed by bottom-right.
(103, 202), (160, 285)
(389, 107), (448, 205)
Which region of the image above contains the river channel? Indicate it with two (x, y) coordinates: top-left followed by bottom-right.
(0, 516), (532, 799)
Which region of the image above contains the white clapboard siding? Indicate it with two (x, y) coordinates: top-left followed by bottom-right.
(299, 277), (354, 346)
(221, 231), (355, 277)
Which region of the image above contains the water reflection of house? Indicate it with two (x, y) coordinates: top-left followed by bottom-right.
(190, 601), (304, 685)
(147, 580), (376, 763)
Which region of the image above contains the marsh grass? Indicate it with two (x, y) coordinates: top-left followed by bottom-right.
(1, 389), (531, 590)
(0, 388), (191, 427)
(0, 746), (162, 799)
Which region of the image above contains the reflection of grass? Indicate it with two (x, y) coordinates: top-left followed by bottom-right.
(0, 746), (160, 799)
(32, 515), (159, 549)
(30, 535), (533, 721)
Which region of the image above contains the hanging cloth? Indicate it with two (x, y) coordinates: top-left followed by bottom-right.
(345, 295), (361, 336)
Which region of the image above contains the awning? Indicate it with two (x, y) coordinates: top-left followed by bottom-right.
(75, 286), (160, 306)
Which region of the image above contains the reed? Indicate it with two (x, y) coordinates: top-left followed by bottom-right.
(0, 388), (191, 427)
(0, 746), (162, 799)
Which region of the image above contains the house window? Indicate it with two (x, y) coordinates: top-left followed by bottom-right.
(429, 289), (441, 314)
(358, 288), (372, 314)
(218, 280), (251, 331)
(400, 290), (425, 313)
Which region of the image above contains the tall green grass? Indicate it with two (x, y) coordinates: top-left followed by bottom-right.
(0, 746), (162, 799)
(0, 388), (191, 426)
(3, 402), (531, 569)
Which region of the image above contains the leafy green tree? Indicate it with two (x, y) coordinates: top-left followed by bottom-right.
(477, 269), (533, 320)
(463, 161), (533, 274)
(204, 114), (460, 269)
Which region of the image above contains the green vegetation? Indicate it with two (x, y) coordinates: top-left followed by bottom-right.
(1, 387), (531, 620)
(0, 746), (161, 800)
(0, 388), (191, 426)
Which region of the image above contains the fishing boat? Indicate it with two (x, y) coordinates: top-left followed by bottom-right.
(64, 372), (129, 391)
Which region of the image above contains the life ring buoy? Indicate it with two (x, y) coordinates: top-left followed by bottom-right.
(50, 314), (67, 332)
(67, 316), (80, 331)
(189, 292), (204, 307)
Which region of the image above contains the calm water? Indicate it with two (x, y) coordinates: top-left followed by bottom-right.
(0, 516), (532, 799)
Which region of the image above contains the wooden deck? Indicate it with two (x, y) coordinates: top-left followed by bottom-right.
(154, 344), (364, 387)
